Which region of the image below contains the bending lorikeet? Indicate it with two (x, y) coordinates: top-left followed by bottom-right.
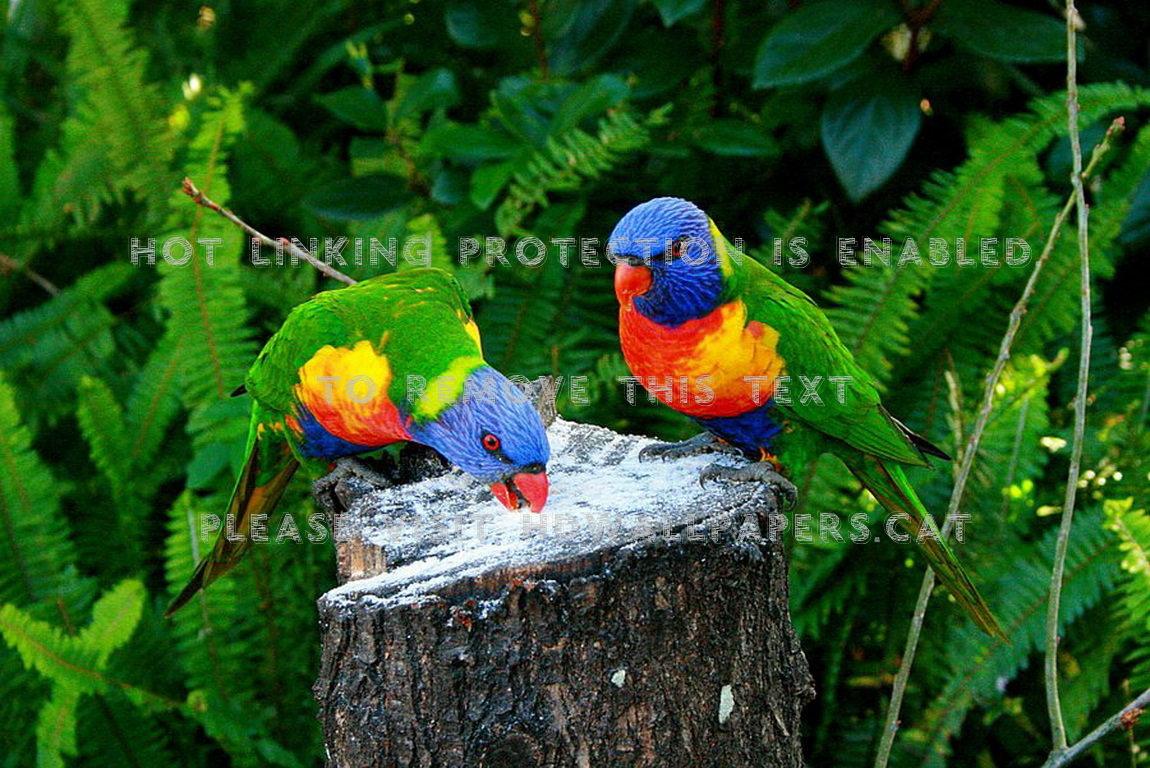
(609, 197), (1005, 640)
(166, 268), (550, 616)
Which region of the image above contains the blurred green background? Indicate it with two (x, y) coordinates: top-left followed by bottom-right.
(1, 0), (1148, 765)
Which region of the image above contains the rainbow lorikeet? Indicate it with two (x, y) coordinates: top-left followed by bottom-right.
(609, 198), (1004, 640)
(166, 268), (550, 616)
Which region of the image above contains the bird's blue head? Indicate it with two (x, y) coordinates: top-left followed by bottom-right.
(608, 197), (724, 326)
(408, 365), (551, 512)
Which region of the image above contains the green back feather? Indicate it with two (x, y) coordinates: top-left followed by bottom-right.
(715, 228), (930, 466)
(245, 268), (482, 422)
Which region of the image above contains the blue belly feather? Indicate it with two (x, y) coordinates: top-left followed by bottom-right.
(692, 399), (782, 457)
(294, 405), (384, 459)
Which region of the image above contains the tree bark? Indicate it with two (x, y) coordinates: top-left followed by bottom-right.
(313, 419), (814, 767)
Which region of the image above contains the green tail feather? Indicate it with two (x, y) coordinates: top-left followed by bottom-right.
(846, 454), (1007, 641)
(165, 410), (298, 617)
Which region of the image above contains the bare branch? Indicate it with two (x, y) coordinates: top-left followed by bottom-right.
(180, 177), (357, 286)
(871, 113), (1125, 768)
(0, 252), (60, 295)
(1045, 0), (1094, 750)
(1042, 687), (1150, 768)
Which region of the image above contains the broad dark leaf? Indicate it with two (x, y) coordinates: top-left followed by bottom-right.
(934, 0), (1079, 64)
(753, 0), (901, 88)
(303, 174), (409, 221)
(544, 0), (635, 77)
(820, 77), (921, 200)
(693, 119), (778, 157)
(651, 0), (706, 27)
(315, 87), (389, 132)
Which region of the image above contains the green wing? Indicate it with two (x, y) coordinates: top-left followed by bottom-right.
(245, 268), (482, 417)
(728, 243), (934, 467)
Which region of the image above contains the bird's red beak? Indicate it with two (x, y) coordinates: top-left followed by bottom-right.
(614, 263), (651, 301)
(490, 471), (549, 513)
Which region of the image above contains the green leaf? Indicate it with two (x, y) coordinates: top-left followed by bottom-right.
(544, 0), (636, 77)
(421, 123), (523, 162)
(303, 174), (409, 221)
(934, 0), (1076, 64)
(396, 68), (460, 120)
(820, 76), (921, 200)
(445, 0), (521, 49)
(692, 119), (778, 157)
(0, 109), (19, 219)
(753, 0), (901, 88)
(315, 87), (389, 132)
(549, 74), (630, 137)
(651, 0), (706, 27)
(470, 161), (517, 210)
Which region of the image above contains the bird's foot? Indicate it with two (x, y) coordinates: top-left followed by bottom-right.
(698, 461), (798, 509)
(311, 457), (395, 515)
(330, 456), (396, 488)
(639, 432), (744, 462)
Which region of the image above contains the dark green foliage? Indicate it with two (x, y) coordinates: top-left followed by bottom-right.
(1, 0), (1148, 766)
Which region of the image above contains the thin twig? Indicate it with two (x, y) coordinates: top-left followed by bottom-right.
(709, 0), (726, 116)
(528, 0), (548, 81)
(180, 177), (357, 286)
(871, 115), (1124, 768)
(0, 251), (60, 295)
(1046, 0), (1093, 751)
(1041, 687), (1150, 768)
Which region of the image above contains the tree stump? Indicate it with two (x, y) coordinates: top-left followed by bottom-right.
(313, 419), (814, 767)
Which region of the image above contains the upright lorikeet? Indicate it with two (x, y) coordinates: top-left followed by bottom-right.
(609, 197), (1005, 640)
(166, 268), (550, 616)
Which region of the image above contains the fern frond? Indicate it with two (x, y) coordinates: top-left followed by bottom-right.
(0, 579), (144, 693)
(158, 88), (255, 407)
(162, 492), (258, 701)
(494, 106), (669, 236)
(0, 375), (75, 607)
(0, 264), (137, 423)
(75, 692), (179, 768)
(12, 115), (122, 254)
(824, 263), (925, 387)
(58, 0), (174, 209)
(1104, 497), (1150, 686)
(123, 338), (185, 495)
(1, 579), (148, 768)
(910, 511), (1119, 763)
(37, 687), (80, 768)
(76, 580), (145, 669)
(828, 84), (1150, 389)
(162, 491), (316, 766)
(966, 354), (1056, 526)
(76, 376), (130, 501)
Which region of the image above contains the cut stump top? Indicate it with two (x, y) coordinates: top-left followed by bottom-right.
(321, 418), (773, 613)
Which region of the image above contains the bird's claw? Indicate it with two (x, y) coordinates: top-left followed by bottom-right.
(639, 432), (743, 462)
(697, 462), (798, 509)
(312, 457), (395, 514)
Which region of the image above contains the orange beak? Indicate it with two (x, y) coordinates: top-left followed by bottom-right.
(614, 262), (652, 301)
(490, 471), (549, 513)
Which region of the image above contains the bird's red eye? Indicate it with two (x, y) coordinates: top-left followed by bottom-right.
(482, 433), (500, 452)
(670, 239), (684, 259)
